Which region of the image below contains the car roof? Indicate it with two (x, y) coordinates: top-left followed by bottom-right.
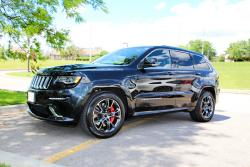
(128, 45), (203, 56)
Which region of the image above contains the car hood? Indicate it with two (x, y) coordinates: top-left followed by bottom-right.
(37, 64), (123, 75)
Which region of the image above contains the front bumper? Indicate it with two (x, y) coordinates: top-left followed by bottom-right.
(27, 82), (92, 123)
(27, 108), (74, 122)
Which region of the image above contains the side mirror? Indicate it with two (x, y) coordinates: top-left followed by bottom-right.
(138, 59), (159, 70)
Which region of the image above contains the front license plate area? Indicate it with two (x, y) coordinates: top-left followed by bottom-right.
(28, 91), (35, 103)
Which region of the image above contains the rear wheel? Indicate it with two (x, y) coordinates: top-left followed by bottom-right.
(80, 92), (126, 138)
(190, 91), (215, 122)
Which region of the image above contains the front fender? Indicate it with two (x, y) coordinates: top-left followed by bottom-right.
(89, 79), (136, 116)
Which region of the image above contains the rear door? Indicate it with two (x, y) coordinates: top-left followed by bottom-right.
(192, 53), (212, 77)
(192, 53), (218, 90)
(169, 49), (197, 108)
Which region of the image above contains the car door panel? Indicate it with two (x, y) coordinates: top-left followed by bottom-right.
(135, 69), (176, 111)
(170, 70), (196, 108)
(134, 48), (176, 112)
(169, 50), (197, 108)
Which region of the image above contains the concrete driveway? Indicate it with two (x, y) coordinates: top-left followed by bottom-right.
(0, 70), (32, 92)
(0, 92), (250, 167)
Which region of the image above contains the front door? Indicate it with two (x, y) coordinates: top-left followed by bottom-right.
(135, 49), (176, 112)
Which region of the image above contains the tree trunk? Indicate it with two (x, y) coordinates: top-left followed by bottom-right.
(27, 56), (30, 72)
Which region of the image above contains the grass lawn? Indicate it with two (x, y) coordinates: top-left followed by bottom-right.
(0, 60), (87, 70)
(212, 62), (250, 90)
(2, 60), (250, 90)
(0, 163), (11, 167)
(0, 90), (26, 106)
(7, 71), (34, 78)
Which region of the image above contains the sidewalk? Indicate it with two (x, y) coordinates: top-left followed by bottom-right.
(0, 104), (27, 112)
(221, 89), (250, 94)
(0, 70), (32, 92)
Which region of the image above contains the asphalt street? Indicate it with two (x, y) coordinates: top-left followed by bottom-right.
(0, 92), (250, 167)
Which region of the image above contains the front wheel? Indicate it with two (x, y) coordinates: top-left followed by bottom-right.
(190, 91), (215, 122)
(80, 92), (126, 138)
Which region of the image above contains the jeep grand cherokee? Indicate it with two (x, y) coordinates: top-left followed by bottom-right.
(27, 46), (219, 138)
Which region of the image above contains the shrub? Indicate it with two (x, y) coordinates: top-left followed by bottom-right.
(0, 47), (7, 60)
(218, 55), (225, 62)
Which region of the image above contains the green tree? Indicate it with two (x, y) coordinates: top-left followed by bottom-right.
(226, 39), (250, 61)
(98, 50), (108, 57)
(0, 0), (107, 71)
(59, 45), (81, 60)
(180, 40), (216, 60)
(0, 46), (5, 59)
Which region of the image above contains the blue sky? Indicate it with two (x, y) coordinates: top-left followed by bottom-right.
(55, 0), (202, 27)
(52, 0), (249, 54)
(1, 0), (248, 54)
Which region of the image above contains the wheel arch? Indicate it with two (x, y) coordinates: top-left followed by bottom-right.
(200, 86), (216, 102)
(91, 86), (135, 117)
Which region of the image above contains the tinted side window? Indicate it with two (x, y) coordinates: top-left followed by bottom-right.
(145, 49), (171, 68)
(170, 50), (194, 70)
(192, 54), (210, 70)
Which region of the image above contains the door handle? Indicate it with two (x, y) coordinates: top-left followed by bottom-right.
(167, 72), (174, 75)
(196, 72), (202, 76)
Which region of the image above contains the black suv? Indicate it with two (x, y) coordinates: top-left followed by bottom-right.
(27, 46), (219, 138)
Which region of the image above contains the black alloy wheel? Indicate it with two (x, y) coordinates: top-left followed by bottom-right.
(80, 92), (126, 138)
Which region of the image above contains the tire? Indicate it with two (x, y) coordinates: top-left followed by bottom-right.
(190, 91), (215, 122)
(80, 92), (126, 138)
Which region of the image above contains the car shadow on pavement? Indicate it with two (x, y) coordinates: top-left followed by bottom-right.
(0, 109), (231, 165)
(61, 111), (231, 167)
(0, 110), (90, 160)
(212, 113), (230, 122)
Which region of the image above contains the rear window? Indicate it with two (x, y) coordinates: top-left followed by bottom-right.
(192, 54), (211, 71)
(170, 50), (194, 70)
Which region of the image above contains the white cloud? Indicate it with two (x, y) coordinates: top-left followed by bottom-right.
(68, 0), (250, 54)
(154, 2), (167, 11)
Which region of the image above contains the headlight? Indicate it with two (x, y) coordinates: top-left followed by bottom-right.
(56, 76), (82, 85)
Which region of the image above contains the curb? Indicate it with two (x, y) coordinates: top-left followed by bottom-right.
(0, 150), (63, 167)
(0, 104), (27, 112)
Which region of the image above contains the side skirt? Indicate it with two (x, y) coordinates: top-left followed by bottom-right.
(133, 107), (188, 117)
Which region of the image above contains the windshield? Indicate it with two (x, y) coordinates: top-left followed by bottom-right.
(92, 47), (149, 65)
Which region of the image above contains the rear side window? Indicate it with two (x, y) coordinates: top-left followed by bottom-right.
(170, 50), (194, 70)
(192, 54), (211, 71)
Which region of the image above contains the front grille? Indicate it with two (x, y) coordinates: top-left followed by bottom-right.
(31, 75), (53, 89)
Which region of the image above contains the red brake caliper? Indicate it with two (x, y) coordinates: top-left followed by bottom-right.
(109, 104), (115, 123)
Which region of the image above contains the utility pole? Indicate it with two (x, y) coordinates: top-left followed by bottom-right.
(208, 48), (210, 60)
(89, 48), (92, 62)
(201, 40), (204, 55)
